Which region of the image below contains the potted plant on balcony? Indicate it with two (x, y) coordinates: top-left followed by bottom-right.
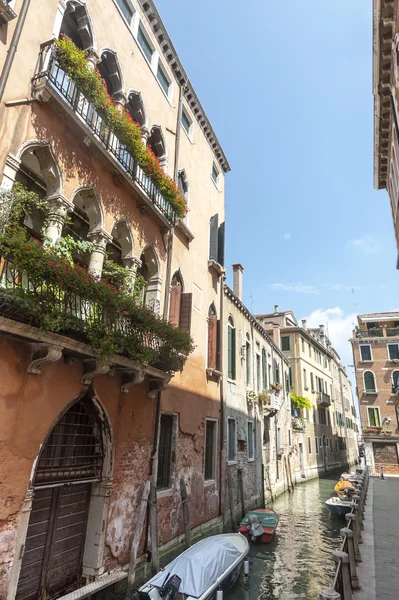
(270, 383), (281, 393)
(258, 391), (270, 405)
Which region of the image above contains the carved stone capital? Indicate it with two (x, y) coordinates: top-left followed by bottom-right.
(123, 256), (142, 271)
(27, 343), (64, 374)
(46, 193), (74, 222)
(87, 228), (113, 250)
(81, 359), (110, 385)
(121, 368), (145, 393)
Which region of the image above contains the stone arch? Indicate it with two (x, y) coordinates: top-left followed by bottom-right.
(61, 0), (96, 50)
(16, 140), (63, 196)
(107, 219), (135, 265)
(126, 89), (148, 128)
(98, 48), (124, 98)
(138, 245), (162, 313)
(9, 388), (114, 600)
(70, 185), (104, 234)
(147, 125), (168, 172)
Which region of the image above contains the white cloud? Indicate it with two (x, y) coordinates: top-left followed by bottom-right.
(302, 307), (357, 373)
(283, 232), (291, 240)
(270, 282), (319, 295)
(350, 236), (379, 255)
(327, 284), (360, 293)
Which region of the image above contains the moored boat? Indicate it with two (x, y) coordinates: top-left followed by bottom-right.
(325, 497), (353, 517)
(138, 533), (249, 600)
(238, 508), (279, 543)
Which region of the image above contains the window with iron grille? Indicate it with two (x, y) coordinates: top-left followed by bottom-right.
(228, 418), (236, 462)
(35, 396), (103, 486)
(204, 420), (217, 480)
(157, 414), (174, 488)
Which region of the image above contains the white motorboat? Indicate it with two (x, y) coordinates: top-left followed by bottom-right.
(138, 533), (249, 600)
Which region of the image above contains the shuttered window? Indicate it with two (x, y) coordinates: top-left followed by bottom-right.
(157, 415), (174, 488)
(364, 371), (376, 392)
(262, 348), (267, 390)
(227, 317), (236, 380)
(209, 214), (225, 267)
(368, 407), (380, 427)
(207, 304), (218, 369)
(204, 420), (217, 480)
(169, 273), (182, 327)
(247, 421), (254, 459)
(228, 418), (236, 462)
(179, 292), (192, 333)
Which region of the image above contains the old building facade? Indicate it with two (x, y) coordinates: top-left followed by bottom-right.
(222, 266), (291, 526)
(350, 312), (399, 473)
(256, 308), (358, 482)
(0, 1), (228, 598)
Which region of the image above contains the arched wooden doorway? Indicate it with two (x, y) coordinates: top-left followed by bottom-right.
(15, 393), (104, 600)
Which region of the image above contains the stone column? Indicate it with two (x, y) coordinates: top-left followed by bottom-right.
(43, 193), (74, 245)
(87, 229), (112, 279)
(86, 49), (100, 72)
(123, 256), (142, 291)
(159, 155), (168, 174)
(141, 126), (150, 146)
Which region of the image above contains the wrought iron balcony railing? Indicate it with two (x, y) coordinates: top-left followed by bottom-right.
(317, 392), (331, 407)
(0, 254), (184, 373)
(355, 328), (384, 338)
(32, 41), (175, 225)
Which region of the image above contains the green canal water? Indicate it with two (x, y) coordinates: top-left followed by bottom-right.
(228, 473), (344, 600)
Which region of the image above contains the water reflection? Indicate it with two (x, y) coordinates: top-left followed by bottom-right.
(228, 474), (343, 600)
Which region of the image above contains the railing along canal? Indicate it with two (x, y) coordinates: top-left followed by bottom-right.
(32, 40), (175, 226)
(319, 467), (369, 600)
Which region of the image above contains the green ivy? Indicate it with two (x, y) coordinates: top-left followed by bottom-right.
(290, 394), (312, 410)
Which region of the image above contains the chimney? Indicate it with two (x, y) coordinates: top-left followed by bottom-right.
(301, 319), (307, 329)
(274, 304), (279, 313)
(232, 264), (244, 300)
(319, 324), (326, 346)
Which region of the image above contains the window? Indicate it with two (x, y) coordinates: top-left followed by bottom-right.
(319, 438), (323, 453)
(308, 437), (312, 455)
(181, 106), (193, 137)
(392, 370), (399, 392)
(318, 408), (326, 425)
(262, 348), (267, 390)
(303, 369), (308, 390)
(137, 25), (154, 63)
(228, 418), (236, 462)
(247, 421), (254, 460)
(209, 213), (225, 266)
(256, 348), (261, 392)
(364, 371), (376, 393)
(157, 415), (174, 488)
(310, 372), (315, 392)
(360, 345), (372, 361)
(115, 0), (134, 23)
(204, 420), (217, 480)
(301, 338), (305, 352)
(211, 162), (220, 186)
(274, 359), (280, 384)
(323, 355), (327, 368)
(309, 343), (312, 357)
(315, 438), (319, 455)
(289, 366), (293, 388)
(288, 429), (292, 447)
(368, 407), (381, 427)
(388, 344), (399, 360)
(281, 336), (290, 351)
(207, 304), (218, 370)
(227, 317), (236, 380)
(246, 334), (251, 386)
(157, 62), (171, 95)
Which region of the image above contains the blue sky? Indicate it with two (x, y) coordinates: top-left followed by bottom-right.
(156, 0), (399, 373)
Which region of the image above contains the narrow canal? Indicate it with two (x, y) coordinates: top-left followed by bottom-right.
(228, 473), (344, 600)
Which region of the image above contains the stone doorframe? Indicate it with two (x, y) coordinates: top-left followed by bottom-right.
(6, 387), (114, 600)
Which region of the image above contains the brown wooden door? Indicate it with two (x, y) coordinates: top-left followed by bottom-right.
(372, 442), (399, 465)
(16, 483), (91, 600)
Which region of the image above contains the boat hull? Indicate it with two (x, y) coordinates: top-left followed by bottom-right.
(238, 508), (279, 543)
(325, 498), (353, 517)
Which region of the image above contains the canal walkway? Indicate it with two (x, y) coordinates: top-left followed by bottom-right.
(354, 476), (399, 600)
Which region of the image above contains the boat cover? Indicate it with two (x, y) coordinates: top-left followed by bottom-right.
(147, 536), (241, 598)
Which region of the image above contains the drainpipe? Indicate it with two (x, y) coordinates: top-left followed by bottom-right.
(162, 81), (185, 320)
(144, 388), (162, 558)
(0, 0), (32, 103)
(218, 276), (226, 517)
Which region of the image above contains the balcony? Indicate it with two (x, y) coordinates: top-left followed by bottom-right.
(0, 0), (17, 24)
(317, 392), (331, 407)
(386, 327), (399, 337)
(363, 427), (396, 439)
(32, 41), (175, 226)
(292, 417), (306, 432)
(0, 248), (192, 377)
(355, 328), (384, 338)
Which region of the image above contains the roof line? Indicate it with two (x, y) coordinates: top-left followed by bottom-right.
(140, 0), (231, 173)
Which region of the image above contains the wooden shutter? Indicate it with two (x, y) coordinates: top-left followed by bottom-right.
(179, 292), (192, 333)
(228, 325), (236, 379)
(169, 279), (182, 327)
(209, 214), (219, 261)
(216, 318), (221, 370)
(208, 314), (217, 369)
(217, 221), (225, 266)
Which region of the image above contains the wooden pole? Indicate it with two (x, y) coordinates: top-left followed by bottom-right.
(237, 468), (245, 518)
(266, 466), (274, 502)
(227, 468), (236, 528)
(125, 480), (150, 600)
(180, 476), (191, 548)
(149, 476), (160, 573)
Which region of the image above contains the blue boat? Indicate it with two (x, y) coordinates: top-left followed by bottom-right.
(325, 497), (353, 517)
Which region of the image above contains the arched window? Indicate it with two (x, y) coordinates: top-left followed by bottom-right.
(364, 371), (376, 393)
(60, 1), (95, 50)
(245, 333), (251, 386)
(126, 90), (147, 127)
(14, 149), (48, 240)
(98, 49), (123, 97)
(147, 125), (167, 171)
(261, 348), (267, 390)
(137, 246), (161, 313)
(227, 316), (236, 380)
(207, 303), (218, 370)
(392, 370), (399, 393)
(65, 188), (103, 267)
(169, 271), (183, 327)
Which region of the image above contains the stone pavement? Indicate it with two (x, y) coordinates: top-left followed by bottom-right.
(354, 477), (399, 600)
